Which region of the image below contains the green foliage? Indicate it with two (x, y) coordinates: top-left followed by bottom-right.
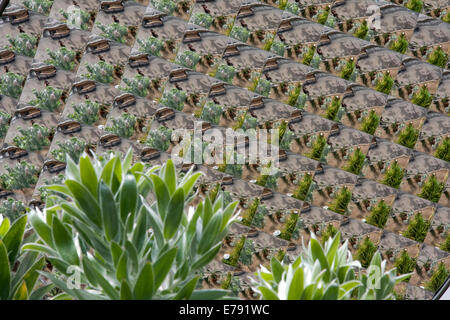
(215, 64), (236, 84)
(121, 75), (151, 98)
(389, 34), (409, 54)
(340, 59), (355, 80)
(0, 199), (27, 222)
(160, 88), (187, 111)
(61, 8), (91, 30)
(302, 46), (316, 66)
(440, 233), (450, 252)
(329, 187), (352, 215)
(355, 237), (377, 268)
(241, 198), (260, 226)
(217, 152), (244, 178)
(239, 239), (254, 265)
(0, 161), (39, 190)
(360, 110), (380, 135)
(434, 137), (450, 162)
(223, 236), (246, 267)
(191, 12), (213, 29)
(152, 0), (176, 14)
(293, 173), (312, 201)
(287, 84), (302, 107)
(285, 2), (300, 15)
(427, 47), (448, 68)
(0, 72), (25, 99)
(271, 41), (286, 57)
(146, 126), (172, 151)
(374, 72), (394, 95)
(0, 111), (11, 139)
(230, 26), (250, 43)
(411, 86), (432, 109)
(46, 47), (77, 71)
(175, 50), (201, 70)
(26, 151), (238, 300)
(105, 113), (137, 139)
(7, 33), (38, 57)
(13, 124), (51, 151)
(394, 251), (416, 282)
(51, 137), (87, 164)
(397, 123), (419, 149)
(96, 22), (128, 44)
(0, 215), (52, 300)
(137, 37), (165, 57)
(405, 0), (423, 13)
(418, 175), (445, 203)
(366, 200), (391, 229)
(251, 232), (410, 300)
(29, 86), (63, 112)
(325, 97), (341, 121)
(200, 101), (223, 125)
(23, 0), (53, 15)
(381, 161), (405, 189)
(68, 100), (100, 125)
(321, 224), (338, 245)
(353, 21), (369, 40)
(317, 7), (330, 25)
(343, 148), (366, 175)
(425, 262), (449, 292)
(253, 78), (272, 97)
(85, 61), (115, 84)
(403, 213), (430, 242)
(443, 11), (450, 23)
(279, 212), (299, 241)
(307, 135), (327, 161)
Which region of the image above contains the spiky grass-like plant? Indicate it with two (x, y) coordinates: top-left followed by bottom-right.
(366, 200), (391, 229)
(354, 21), (369, 39)
(394, 251), (416, 282)
(425, 262), (449, 292)
(427, 47), (448, 68)
(360, 110), (380, 135)
(85, 61), (115, 84)
(397, 123), (419, 149)
(355, 237), (377, 268)
(434, 137), (450, 162)
(405, 0), (423, 13)
(146, 126), (172, 151)
(389, 34), (409, 54)
(325, 97), (341, 121)
(375, 72), (394, 95)
(411, 86), (432, 109)
(329, 187), (352, 215)
(46, 47), (77, 71)
(343, 148), (366, 175)
(293, 173), (313, 201)
(307, 135), (327, 161)
(381, 161), (405, 189)
(418, 175), (445, 203)
(403, 212), (430, 242)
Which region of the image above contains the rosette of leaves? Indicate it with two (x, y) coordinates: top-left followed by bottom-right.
(0, 111), (11, 139)
(85, 61), (115, 84)
(13, 124), (51, 151)
(328, 187), (352, 215)
(230, 26), (250, 43)
(96, 22), (128, 44)
(23, 0), (53, 15)
(25, 151), (239, 299)
(151, 0), (176, 14)
(0, 72), (25, 99)
(0, 198), (27, 222)
(60, 8), (91, 30)
(51, 137), (87, 163)
(46, 47), (77, 71)
(397, 123), (419, 149)
(366, 200), (391, 229)
(253, 78), (272, 97)
(121, 75), (150, 98)
(200, 101), (223, 125)
(0, 215), (53, 300)
(389, 34), (409, 54)
(360, 110), (380, 135)
(403, 212), (430, 242)
(105, 113), (137, 139)
(190, 12), (213, 29)
(68, 100), (100, 125)
(427, 47), (448, 68)
(343, 148), (366, 175)
(418, 175), (445, 203)
(7, 33), (38, 57)
(0, 161), (39, 190)
(374, 72), (394, 95)
(270, 41), (285, 57)
(381, 161), (404, 189)
(29, 86), (63, 112)
(434, 137), (450, 162)
(175, 50), (201, 70)
(146, 126), (172, 151)
(215, 64), (236, 84)
(251, 232), (410, 300)
(159, 88), (187, 111)
(411, 86), (432, 108)
(137, 37), (165, 57)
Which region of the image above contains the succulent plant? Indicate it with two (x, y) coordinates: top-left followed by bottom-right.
(51, 137), (87, 163)
(160, 88), (187, 111)
(29, 86), (63, 112)
(68, 100), (100, 125)
(190, 12), (213, 29)
(121, 75), (151, 98)
(46, 47), (78, 71)
(230, 26), (250, 43)
(146, 126), (172, 151)
(200, 101), (223, 125)
(96, 22), (128, 44)
(175, 50), (201, 70)
(137, 37), (165, 57)
(7, 33), (38, 57)
(13, 124), (51, 151)
(84, 61), (115, 84)
(105, 113), (137, 139)
(0, 72), (25, 99)
(0, 161), (39, 190)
